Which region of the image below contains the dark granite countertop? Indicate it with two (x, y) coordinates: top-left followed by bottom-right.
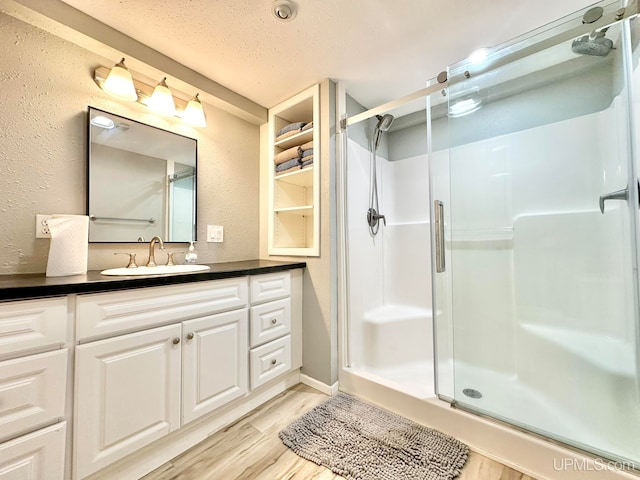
(0, 260), (306, 302)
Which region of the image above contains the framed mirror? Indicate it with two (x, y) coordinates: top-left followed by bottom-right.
(87, 107), (197, 243)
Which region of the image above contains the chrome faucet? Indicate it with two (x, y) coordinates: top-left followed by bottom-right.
(146, 236), (165, 267)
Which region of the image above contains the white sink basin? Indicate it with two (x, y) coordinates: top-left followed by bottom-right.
(100, 265), (210, 276)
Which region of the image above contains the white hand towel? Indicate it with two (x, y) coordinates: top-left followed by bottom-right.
(46, 215), (89, 277)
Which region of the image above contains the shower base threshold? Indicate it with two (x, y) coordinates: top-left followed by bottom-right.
(358, 360), (435, 399)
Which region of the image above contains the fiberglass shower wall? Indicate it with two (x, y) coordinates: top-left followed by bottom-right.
(432, 2), (640, 464)
(345, 95), (433, 397)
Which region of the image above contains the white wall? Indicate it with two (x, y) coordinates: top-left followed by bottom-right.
(346, 137), (432, 369)
(0, 12), (260, 274)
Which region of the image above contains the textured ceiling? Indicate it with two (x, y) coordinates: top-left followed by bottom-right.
(59, 0), (593, 111)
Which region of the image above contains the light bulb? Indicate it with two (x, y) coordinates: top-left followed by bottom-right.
(148, 77), (176, 116)
(183, 93), (206, 127)
(102, 58), (137, 101)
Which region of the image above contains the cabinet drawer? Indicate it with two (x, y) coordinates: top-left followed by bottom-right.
(0, 297), (67, 359)
(76, 277), (248, 341)
(0, 421), (66, 480)
(250, 298), (291, 348)
(250, 272), (290, 304)
(0, 349), (67, 442)
(249, 335), (291, 390)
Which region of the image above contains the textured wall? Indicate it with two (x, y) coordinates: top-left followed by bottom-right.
(0, 13), (260, 274)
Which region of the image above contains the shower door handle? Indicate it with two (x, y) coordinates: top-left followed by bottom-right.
(434, 200), (445, 273)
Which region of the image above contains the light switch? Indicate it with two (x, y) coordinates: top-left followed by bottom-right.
(207, 225), (224, 243)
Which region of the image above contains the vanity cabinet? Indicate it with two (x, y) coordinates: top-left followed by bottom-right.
(0, 264), (303, 480)
(74, 277), (252, 479)
(0, 297), (68, 480)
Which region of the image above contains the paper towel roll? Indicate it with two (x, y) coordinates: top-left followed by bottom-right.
(46, 215), (89, 277)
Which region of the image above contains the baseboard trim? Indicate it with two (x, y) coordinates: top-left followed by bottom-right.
(300, 374), (339, 396)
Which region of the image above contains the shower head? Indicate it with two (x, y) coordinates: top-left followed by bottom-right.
(376, 114), (395, 132)
(373, 114), (395, 149)
(571, 29), (613, 57)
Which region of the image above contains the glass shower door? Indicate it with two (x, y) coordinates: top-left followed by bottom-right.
(445, 3), (640, 464)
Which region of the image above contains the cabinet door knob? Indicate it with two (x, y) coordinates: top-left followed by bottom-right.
(173, 338), (181, 345)
(271, 318), (278, 325)
(271, 359), (277, 365)
(187, 333), (195, 340)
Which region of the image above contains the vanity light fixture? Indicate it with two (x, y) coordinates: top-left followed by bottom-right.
(101, 58), (137, 101)
(148, 77), (176, 116)
(90, 115), (115, 129)
(93, 63), (207, 128)
(182, 93), (207, 127)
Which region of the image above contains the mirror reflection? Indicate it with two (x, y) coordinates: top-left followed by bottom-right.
(87, 107), (197, 242)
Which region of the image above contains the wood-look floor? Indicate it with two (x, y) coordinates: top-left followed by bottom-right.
(143, 384), (536, 480)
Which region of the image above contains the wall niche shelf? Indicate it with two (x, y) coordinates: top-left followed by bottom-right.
(268, 85), (320, 256)
(274, 129), (314, 150)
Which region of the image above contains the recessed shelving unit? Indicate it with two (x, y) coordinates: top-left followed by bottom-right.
(268, 85), (320, 256)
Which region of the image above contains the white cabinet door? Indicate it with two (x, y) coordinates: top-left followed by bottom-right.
(182, 309), (248, 425)
(74, 324), (182, 479)
(0, 349), (67, 442)
(0, 421), (66, 480)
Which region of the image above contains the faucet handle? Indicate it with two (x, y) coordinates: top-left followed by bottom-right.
(114, 252), (138, 268)
(165, 251), (184, 266)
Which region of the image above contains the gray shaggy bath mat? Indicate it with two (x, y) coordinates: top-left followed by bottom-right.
(279, 392), (468, 480)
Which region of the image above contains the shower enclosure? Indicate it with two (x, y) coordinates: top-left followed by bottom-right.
(433, 0), (640, 465)
(341, 96), (434, 398)
(341, 0), (640, 471)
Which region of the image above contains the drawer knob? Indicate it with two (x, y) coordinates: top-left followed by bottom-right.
(271, 359), (277, 365)
(271, 318), (278, 325)
(173, 338), (181, 345)
(187, 332), (195, 340)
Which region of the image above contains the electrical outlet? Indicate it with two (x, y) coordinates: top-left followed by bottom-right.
(207, 225), (224, 243)
(36, 214), (53, 238)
